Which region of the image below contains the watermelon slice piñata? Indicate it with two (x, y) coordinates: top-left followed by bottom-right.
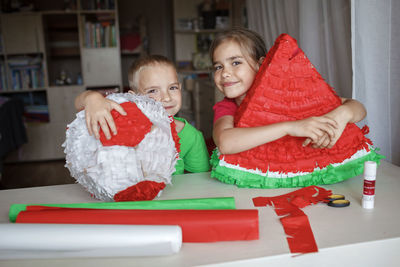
(210, 34), (383, 188)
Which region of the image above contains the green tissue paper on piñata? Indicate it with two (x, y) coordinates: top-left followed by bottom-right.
(210, 34), (383, 188)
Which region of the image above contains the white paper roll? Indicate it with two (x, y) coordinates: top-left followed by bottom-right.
(0, 223), (182, 259)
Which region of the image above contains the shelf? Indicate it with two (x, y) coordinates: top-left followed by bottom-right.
(5, 52), (44, 57)
(34, 10), (117, 15)
(48, 83), (83, 87)
(81, 47), (118, 51)
(0, 88), (47, 94)
(41, 10), (79, 15)
(175, 29), (228, 34)
(80, 9), (116, 14)
(48, 84), (85, 89)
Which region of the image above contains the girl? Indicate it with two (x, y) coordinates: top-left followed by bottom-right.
(211, 28), (366, 155)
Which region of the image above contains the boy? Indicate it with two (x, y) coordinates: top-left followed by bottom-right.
(75, 55), (210, 174)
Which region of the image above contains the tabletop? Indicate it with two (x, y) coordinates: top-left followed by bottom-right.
(0, 160), (399, 266)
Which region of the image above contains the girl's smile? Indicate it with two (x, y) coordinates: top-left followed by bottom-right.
(222, 81), (239, 87)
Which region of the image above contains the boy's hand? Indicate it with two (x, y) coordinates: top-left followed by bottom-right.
(84, 94), (126, 139)
(288, 116), (338, 144)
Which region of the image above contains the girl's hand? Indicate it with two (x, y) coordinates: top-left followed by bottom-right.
(303, 102), (355, 148)
(303, 116), (347, 149)
(287, 116), (338, 144)
(84, 93), (126, 139)
(324, 106), (350, 148)
(322, 98), (366, 148)
(304, 132), (331, 149)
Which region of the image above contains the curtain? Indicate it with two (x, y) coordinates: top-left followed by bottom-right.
(246, 0), (352, 98)
(352, 0), (400, 165)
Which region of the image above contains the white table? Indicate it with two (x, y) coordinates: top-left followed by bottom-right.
(0, 160), (399, 267)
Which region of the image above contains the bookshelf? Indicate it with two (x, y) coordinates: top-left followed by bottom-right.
(0, 0), (122, 162)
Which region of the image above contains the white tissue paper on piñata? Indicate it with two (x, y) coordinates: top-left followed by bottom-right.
(62, 93), (180, 202)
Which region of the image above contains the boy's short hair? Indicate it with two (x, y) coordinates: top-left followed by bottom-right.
(128, 55), (176, 92)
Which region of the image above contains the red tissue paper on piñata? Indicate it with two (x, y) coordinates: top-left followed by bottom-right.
(210, 34), (383, 188)
(63, 93), (180, 201)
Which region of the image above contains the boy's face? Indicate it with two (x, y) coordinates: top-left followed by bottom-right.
(137, 64), (182, 117)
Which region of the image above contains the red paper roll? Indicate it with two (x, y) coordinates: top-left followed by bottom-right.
(16, 208), (259, 243)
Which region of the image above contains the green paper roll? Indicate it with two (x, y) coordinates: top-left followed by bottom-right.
(9, 197), (236, 222)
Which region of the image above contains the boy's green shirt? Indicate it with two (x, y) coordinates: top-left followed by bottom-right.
(173, 117), (210, 175)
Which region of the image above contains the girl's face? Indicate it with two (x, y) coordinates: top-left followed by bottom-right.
(136, 64), (182, 116)
(212, 40), (260, 104)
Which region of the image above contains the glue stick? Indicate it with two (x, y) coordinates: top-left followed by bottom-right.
(362, 161), (377, 209)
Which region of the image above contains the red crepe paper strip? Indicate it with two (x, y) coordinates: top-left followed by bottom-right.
(99, 102), (152, 147)
(16, 208), (259, 243)
(169, 116), (181, 154)
(113, 181), (166, 202)
(280, 211), (316, 253)
(221, 34), (372, 173)
(253, 186), (332, 254)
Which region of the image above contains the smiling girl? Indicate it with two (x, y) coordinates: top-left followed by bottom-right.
(211, 28), (367, 155)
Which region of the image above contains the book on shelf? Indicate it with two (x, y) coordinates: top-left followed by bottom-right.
(84, 21), (116, 48)
(1, 91), (49, 122)
(24, 104), (49, 122)
(8, 57), (42, 66)
(8, 57), (44, 90)
(0, 63), (7, 91)
(10, 66), (44, 90)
